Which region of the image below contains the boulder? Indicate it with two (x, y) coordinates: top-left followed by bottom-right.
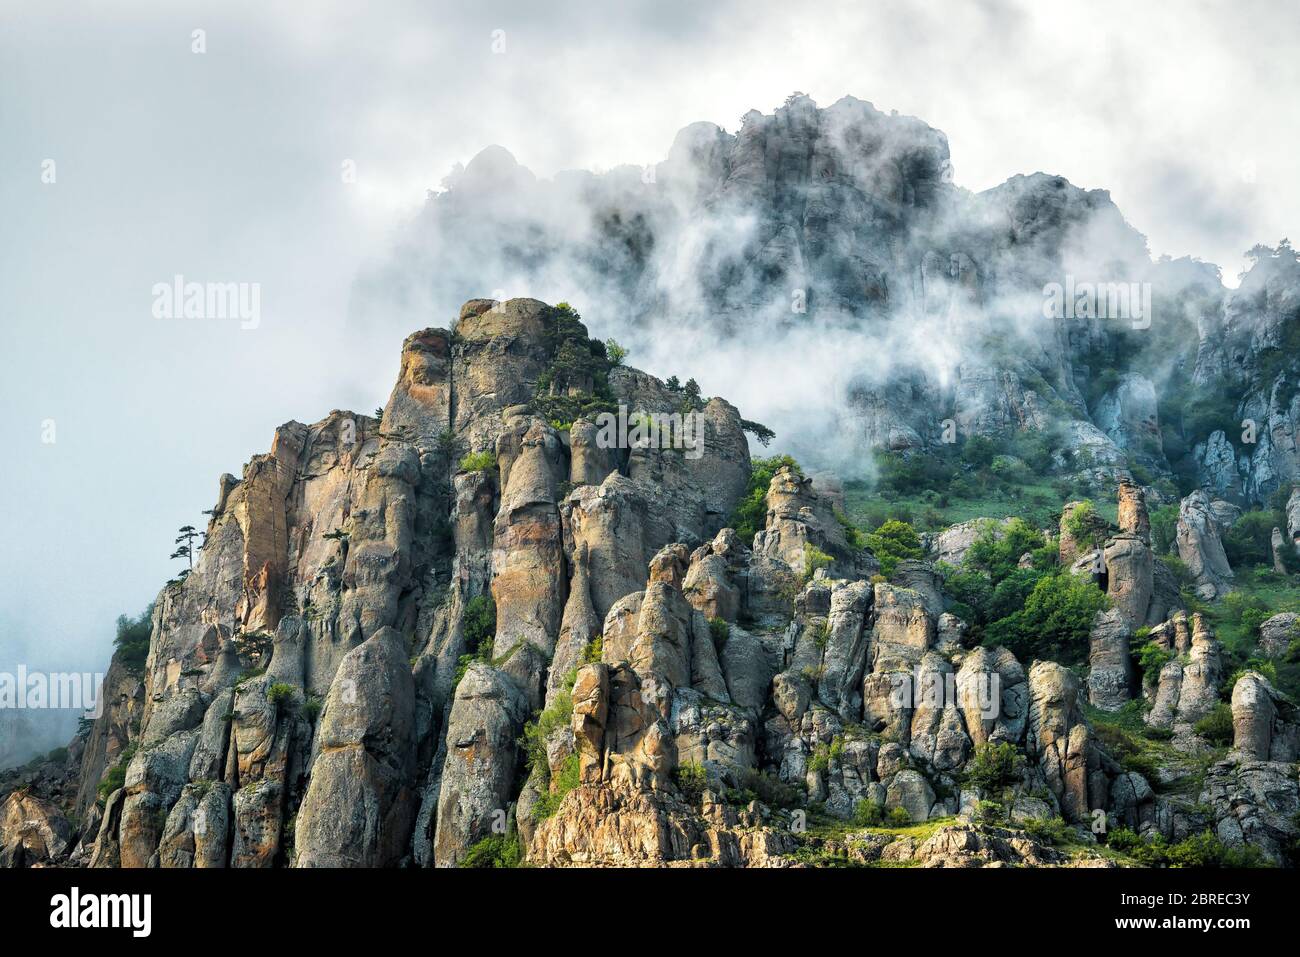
(0, 790), (73, 865)
(1258, 613), (1299, 659)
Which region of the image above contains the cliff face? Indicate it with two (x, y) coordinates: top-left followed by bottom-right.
(5, 298), (1295, 869)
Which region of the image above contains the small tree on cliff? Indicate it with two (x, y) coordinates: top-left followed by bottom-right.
(170, 524), (202, 570)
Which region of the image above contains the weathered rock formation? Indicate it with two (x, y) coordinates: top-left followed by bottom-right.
(1176, 490), (1235, 600)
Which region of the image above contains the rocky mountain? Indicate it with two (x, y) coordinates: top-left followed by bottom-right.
(3, 292), (1297, 869)
(3, 93), (1299, 869)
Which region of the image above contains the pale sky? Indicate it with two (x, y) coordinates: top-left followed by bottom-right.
(1, 0), (1297, 742)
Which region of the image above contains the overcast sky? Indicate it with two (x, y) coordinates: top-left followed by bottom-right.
(1, 0), (1297, 718)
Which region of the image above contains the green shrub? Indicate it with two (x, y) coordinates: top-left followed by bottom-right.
(974, 800), (1005, 825)
(97, 745), (137, 801)
(1091, 716), (1165, 781)
(301, 694), (323, 722)
(965, 742), (1022, 801)
(453, 594), (498, 684)
(964, 518), (1047, 581)
(864, 520), (923, 578)
(604, 338), (627, 366)
(886, 806), (912, 827)
(1161, 555), (1195, 589)
(521, 684), (575, 776)
(984, 571), (1109, 664)
(852, 798), (884, 827)
(1136, 641), (1173, 683)
(458, 450), (497, 473)
(807, 736), (845, 775)
(1150, 505), (1180, 555)
(707, 617), (729, 653)
(463, 594), (496, 649)
(1223, 511), (1281, 568)
(873, 448), (959, 496)
(833, 508), (865, 549)
(1107, 826), (1267, 867)
(266, 682), (297, 710)
(530, 302), (621, 425)
(723, 769), (805, 810)
(1021, 816), (1074, 846)
(802, 544), (834, 584)
(1063, 500), (1106, 550)
(1194, 702), (1234, 745)
(675, 761), (709, 805)
(962, 435), (997, 468)
(581, 635), (603, 664)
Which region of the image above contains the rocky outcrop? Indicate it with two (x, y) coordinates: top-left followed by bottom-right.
(19, 236), (1295, 872)
(1025, 662), (1103, 825)
(0, 790), (73, 866)
(1259, 613), (1299, 659)
(528, 784), (795, 867)
(1087, 608), (1133, 711)
(1096, 378), (1161, 464)
(1146, 613), (1224, 732)
(1103, 535), (1153, 629)
(1272, 526), (1289, 573)
(1175, 490), (1235, 600)
(1231, 672), (1300, 762)
(1201, 758), (1300, 865)
(431, 663), (527, 867)
(753, 466), (875, 579)
(1288, 486), (1300, 552)
(296, 627), (417, 867)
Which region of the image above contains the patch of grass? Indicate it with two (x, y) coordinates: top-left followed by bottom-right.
(460, 832), (522, 868)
